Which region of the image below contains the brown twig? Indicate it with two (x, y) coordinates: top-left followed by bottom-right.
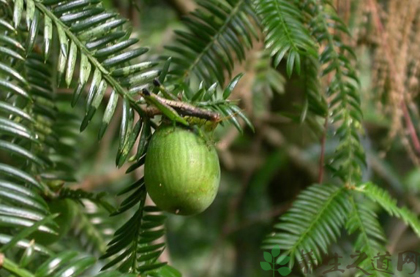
(318, 117), (328, 184)
(402, 103), (420, 156)
(369, 0), (420, 157)
(142, 89), (220, 122)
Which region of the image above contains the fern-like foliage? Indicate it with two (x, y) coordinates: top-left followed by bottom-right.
(0, 20), (55, 253)
(165, 0), (259, 85)
(347, 182), (420, 276)
(101, 179), (168, 274)
(169, 73), (254, 133)
(0, 0), (176, 275)
(2, 1), (254, 275)
(25, 54), (82, 184)
(252, 51), (285, 96)
(70, 199), (113, 255)
(0, 248), (136, 277)
(0, 4), (137, 275)
(346, 196), (389, 277)
(301, 56), (327, 119)
(260, 1), (392, 275)
(255, 0), (317, 77)
(59, 187), (115, 213)
(46, 110), (81, 183)
(255, 0), (327, 132)
(263, 184), (350, 271)
(356, 182), (420, 236)
(15, 0), (161, 170)
(306, 0), (365, 183)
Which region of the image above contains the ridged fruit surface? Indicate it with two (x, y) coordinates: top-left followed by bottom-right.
(144, 125), (220, 215)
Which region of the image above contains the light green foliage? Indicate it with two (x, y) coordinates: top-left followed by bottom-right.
(356, 183), (420, 237)
(0, 0), (169, 275)
(256, 0), (420, 275)
(0, 0), (418, 276)
(346, 196), (389, 277)
(165, 0), (259, 85)
(306, 0), (365, 183)
(264, 184), (351, 270)
(255, 0), (318, 76)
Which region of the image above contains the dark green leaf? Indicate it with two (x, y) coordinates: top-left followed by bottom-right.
(223, 73), (243, 99)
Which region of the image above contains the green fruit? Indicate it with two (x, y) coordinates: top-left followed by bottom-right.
(30, 199), (75, 245)
(144, 125), (220, 215)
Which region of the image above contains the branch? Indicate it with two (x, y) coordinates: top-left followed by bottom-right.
(141, 89), (220, 121)
(369, 0), (420, 157)
(318, 116), (328, 183)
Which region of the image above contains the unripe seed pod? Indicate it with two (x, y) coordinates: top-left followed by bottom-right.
(144, 125), (220, 215)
